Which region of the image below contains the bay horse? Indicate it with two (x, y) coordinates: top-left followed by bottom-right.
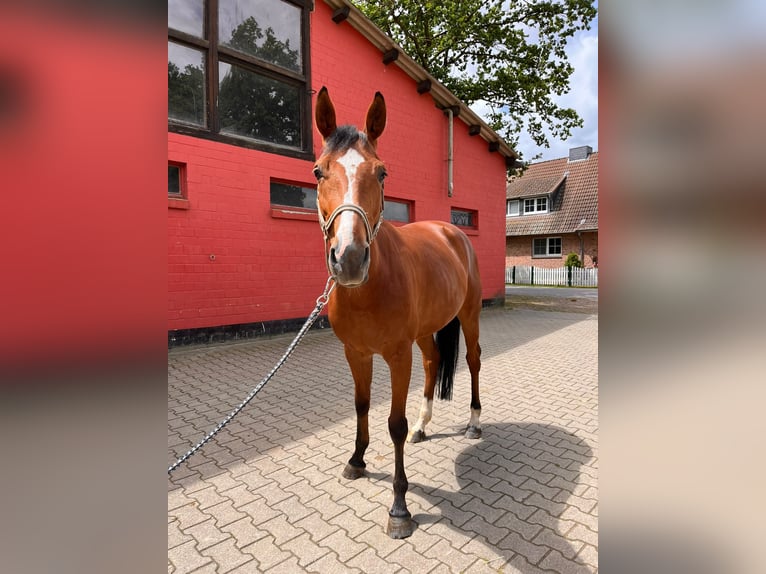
(313, 87), (482, 539)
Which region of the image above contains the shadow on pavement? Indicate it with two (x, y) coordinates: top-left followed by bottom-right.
(408, 422), (596, 573)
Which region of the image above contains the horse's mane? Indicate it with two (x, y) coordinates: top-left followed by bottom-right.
(325, 125), (367, 153)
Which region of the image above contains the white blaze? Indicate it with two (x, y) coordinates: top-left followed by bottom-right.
(334, 148), (365, 253)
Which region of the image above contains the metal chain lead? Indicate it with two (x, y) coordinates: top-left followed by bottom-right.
(168, 277), (336, 475)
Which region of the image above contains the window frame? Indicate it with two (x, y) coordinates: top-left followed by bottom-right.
(523, 196), (548, 214)
(506, 199), (520, 217)
(532, 236), (562, 258)
(168, 0), (313, 160)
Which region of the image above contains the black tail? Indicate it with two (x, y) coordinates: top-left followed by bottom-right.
(435, 317), (460, 401)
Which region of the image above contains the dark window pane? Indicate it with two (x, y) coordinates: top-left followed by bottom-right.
(383, 200), (410, 222)
(219, 0), (302, 72)
(524, 199), (534, 212)
(270, 182), (317, 209)
(168, 0), (204, 37)
(549, 238), (562, 254)
(451, 209), (475, 227)
(168, 42), (206, 126)
(533, 238), (546, 255)
(538, 197), (547, 211)
(218, 62), (301, 147)
(168, 165), (181, 195)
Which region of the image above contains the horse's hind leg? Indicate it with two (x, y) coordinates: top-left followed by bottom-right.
(459, 304), (482, 439)
(342, 346), (372, 480)
(408, 335), (439, 443)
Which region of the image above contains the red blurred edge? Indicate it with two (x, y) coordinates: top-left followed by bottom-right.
(0, 4), (167, 382)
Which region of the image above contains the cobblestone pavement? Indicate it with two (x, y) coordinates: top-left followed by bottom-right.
(168, 307), (598, 573)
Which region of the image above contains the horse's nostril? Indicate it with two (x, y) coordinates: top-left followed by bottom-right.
(363, 246), (370, 265)
(329, 247), (338, 266)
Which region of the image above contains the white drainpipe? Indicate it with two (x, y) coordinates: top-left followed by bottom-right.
(447, 108), (454, 197)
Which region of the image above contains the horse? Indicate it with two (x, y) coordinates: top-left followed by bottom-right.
(313, 86), (483, 539)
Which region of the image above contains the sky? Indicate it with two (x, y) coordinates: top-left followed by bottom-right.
(480, 3), (599, 163)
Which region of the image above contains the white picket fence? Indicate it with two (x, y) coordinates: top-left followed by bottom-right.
(505, 265), (598, 287)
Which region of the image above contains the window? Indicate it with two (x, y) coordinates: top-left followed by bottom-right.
(270, 181), (317, 210)
(451, 208), (478, 229)
(168, 0), (312, 158)
(506, 199), (520, 216)
(523, 196), (548, 214)
(533, 237), (562, 257)
(168, 165), (182, 196)
(168, 162), (189, 209)
(383, 199), (412, 223)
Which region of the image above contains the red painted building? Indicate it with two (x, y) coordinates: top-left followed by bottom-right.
(168, 0), (516, 343)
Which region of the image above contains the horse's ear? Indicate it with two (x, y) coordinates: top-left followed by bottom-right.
(365, 91), (386, 146)
(315, 86), (337, 140)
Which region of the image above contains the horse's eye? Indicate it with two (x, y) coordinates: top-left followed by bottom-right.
(313, 166), (323, 181)
(378, 169), (388, 183)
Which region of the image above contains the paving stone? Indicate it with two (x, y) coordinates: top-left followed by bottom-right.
(566, 523), (598, 547)
(205, 500), (247, 528)
(538, 547), (595, 574)
(496, 531), (548, 565)
(306, 551), (362, 573)
(167, 540), (212, 574)
(282, 532), (331, 568)
(295, 511), (342, 543)
(575, 543), (598, 569)
(241, 535), (292, 571)
(220, 517), (266, 549)
(184, 519), (232, 551)
(387, 542), (443, 573)
(200, 538), (252, 573)
(532, 526), (584, 560)
(237, 496), (281, 526)
(423, 538), (477, 573)
(170, 503), (209, 531)
(258, 514), (303, 546)
(169, 519), (193, 550)
(347, 548), (401, 574)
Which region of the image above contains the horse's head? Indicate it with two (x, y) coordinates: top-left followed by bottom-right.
(314, 87), (387, 287)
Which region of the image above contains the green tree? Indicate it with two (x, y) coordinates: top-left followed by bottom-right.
(355, 0), (597, 161)
(565, 252), (583, 267)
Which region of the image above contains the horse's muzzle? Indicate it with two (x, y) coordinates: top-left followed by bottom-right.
(329, 240), (370, 286)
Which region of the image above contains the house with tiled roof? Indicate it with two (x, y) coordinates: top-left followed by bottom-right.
(506, 146), (598, 268)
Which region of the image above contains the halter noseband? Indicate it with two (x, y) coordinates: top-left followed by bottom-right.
(318, 203), (383, 244)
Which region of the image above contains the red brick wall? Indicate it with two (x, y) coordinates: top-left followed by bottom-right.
(505, 232), (599, 269)
(168, 2), (508, 331)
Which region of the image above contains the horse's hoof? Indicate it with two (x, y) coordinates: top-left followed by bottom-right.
(342, 463), (366, 480)
(464, 425), (482, 439)
(386, 515), (413, 539)
(409, 429), (427, 443)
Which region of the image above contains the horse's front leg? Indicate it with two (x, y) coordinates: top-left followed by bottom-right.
(342, 346), (372, 480)
(383, 343), (414, 539)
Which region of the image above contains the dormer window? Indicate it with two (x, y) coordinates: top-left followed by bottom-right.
(506, 199), (520, 216)
(524, 197), (548, 214)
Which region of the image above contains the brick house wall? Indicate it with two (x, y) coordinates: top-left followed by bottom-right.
(168, 1), (509, 333)
(505, 231), (598, 269)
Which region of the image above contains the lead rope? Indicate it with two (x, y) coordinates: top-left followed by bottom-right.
(168, 276), (336, 475)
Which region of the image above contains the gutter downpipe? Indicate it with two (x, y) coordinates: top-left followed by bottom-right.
(447, 108), (454, 197)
